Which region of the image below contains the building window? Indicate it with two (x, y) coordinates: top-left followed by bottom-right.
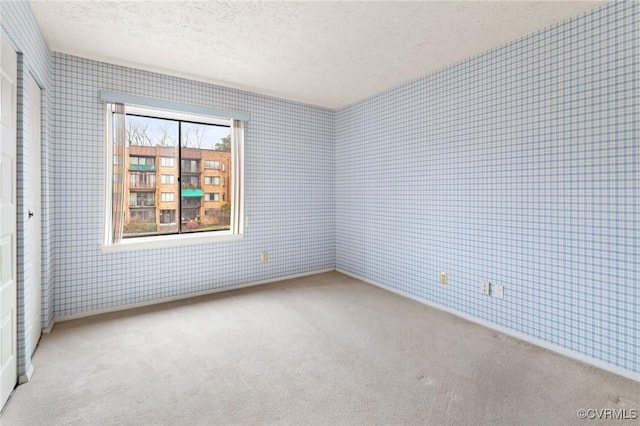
(105, 101), (245, 247)
(182, 195), (200, 207)
(161, 174), (175, 184)
(130, 208), (155, 223)
(205, 160), (220, 170)
(182, 208), (199, 221)
(160, 210), (175, 224)
(130, 172), (155, 189)
(160, 157), (175, 167)
(182, 175), (199, 189)
(204, 176), (220, 185)
(130, 192), (155, 207)
(181, 159), (199, 173)
(130, 156), (155, 167)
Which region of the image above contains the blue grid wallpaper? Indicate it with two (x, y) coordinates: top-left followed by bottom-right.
(52, 54), (335, 317)
(1, 1), (54, 376)
(3, 0), (637, 381)
(336, 1), (638, 375)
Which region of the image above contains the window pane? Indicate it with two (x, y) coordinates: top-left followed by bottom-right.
(124, 115), (179, 237)
(204, 176), (220, 185)
(181, 122), (231, 233)
(130, 192), (155, 207)
(160, 209), (176, 224)
(161, 157), (175, 167)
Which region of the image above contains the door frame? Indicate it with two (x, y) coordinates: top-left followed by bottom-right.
(27, 72), (42, 355)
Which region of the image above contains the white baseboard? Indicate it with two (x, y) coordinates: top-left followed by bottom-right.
(53, 268), (334, 324)
(336, 268), (639, 383)
(18, 364), (34, 385)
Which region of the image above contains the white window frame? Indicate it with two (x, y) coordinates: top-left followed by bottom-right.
(161, 192), (175, 202)
(131, 156), (154, 166)
(160, 157), (175, 167)
(205, 192), (220, 202)
(205, 160), (220, 170)
(204, 176), (220, 185)
(103, 101), (245, 252)
(161, 174), (175, 184)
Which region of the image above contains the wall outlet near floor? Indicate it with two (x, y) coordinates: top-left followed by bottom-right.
(440, 272), (448, 285)
(492, 284), (504, 299)
(480, 280), (490, 295)
(261, 251), (268, 263)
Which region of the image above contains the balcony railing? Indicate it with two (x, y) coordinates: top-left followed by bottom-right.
(130, 181), (156, 189)
(181, 181), (200, 189)
(182, 199), (201, 208)
(130, 201), (156, 207)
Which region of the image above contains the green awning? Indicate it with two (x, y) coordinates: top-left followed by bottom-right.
(181, 188), (204, 197)
(130, 164), (155, 171)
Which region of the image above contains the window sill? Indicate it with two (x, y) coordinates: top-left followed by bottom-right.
(102, 231), (243, 252)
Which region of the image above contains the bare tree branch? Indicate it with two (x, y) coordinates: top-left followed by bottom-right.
(157, 123), (177, 146)
(126, 121), (153, 146)
(183, 126), (207, 149)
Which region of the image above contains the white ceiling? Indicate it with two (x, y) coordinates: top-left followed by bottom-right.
(29, 1), (605, 109)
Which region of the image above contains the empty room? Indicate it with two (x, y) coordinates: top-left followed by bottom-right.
(0, 0), (638, 424)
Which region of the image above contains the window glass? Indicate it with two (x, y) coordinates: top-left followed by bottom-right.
(181, 122), (231, 233)
(124, 115), (178, 237)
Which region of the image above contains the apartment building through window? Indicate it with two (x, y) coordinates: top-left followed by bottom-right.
(104, 99), (245, 248)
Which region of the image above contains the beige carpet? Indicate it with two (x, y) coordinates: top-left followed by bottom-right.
(1, 272), (638, 425)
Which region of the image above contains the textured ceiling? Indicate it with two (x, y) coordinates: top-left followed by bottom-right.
(29, 1), (605, 109)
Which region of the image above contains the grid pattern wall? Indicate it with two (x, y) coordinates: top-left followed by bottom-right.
(336, 1), (638, 374)
(1, 1), (54, 376)
(52, 53), (334, 317)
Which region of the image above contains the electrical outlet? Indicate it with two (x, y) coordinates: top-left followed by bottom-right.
(261, 251), (268, 263)
(480, 280), (490, 295)
(440, 272), (448, 285)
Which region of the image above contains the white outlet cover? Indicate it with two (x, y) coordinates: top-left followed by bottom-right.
(480, 281), (490, 295)
(492, 284), (504, 299)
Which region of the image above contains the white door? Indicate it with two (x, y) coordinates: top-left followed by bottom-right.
(27, 73), (41, 354)
(0, 33), (18, 409)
